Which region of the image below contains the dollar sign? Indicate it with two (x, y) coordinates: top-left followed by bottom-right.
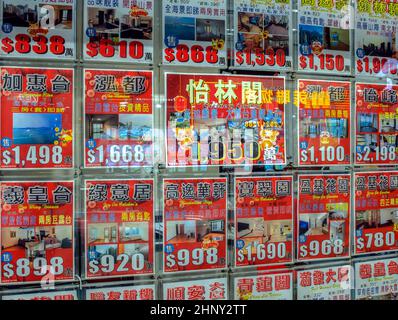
(164, 48), (175, 63)
(299, 56), (307, 69)
(357, 60), (363, 73)
(2, 150), (11, 166)
(88, 260), (99, 274)
(166, 254), (175, 268)
(236, 51), (243, 65)
(86, 42), (99, 58)
(1, 38), (14, 54)
(3, 263), (14, 279)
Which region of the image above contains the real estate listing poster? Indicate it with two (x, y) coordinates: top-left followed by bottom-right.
(297, 174), (351, 262)
(84, 69), (153, 168)
(0, 0), (76, 60)
(233, 0), (293, 71)
(234, 271), (293, 300)
(84, 179), (154, 279)
(163, 277), (228, 300)
(355, 257), (398, 300)
(354, 172), (398, 255)
(298, 79), (351, 166)
(2, 290), (78, 300)
(86, 284), (155, 300)
(234, 176), (293, 267)
(162, 0), (227, 67)
(297, 0), (351, 75)
(355, 83), (398, 165)
(0, 67), (74, 169)
(355, 0), (398, 78)
(0, 181), (75, 284)
(166, 73), (286, 167)
(163, 178), (227, 273)
(297, 265), (351, 300)
(83, 0), (153, 63)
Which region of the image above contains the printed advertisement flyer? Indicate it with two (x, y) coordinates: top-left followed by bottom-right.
(85, 179), (154, 279)
(298, 0), (351, 75)
(355, 82), (398, 165)
(298, 79), (351, 166)
(234, 176), (293, 267)
(297, 265), (351, 300)
(86, 284), (155, 300)
(0, 0), (76, 60)
(297, 174), (351, 262)
(84, 69), (153, 168)
(1, 181), (75, 284)
(163, 277), (228, 300)
(355, 0), (398, 78)
(0, 67), (74, 169)
(233, 0), (293, 71)
(2, 290), (78, 300)
(166, 73), (286, 167)
(234, 271), (293, 300)
(163, 178), (227, 273)
(162, 0), (227, 67)
(355, 172), (398, 254)
(84, 0), (153, 63)
(355, 257), (398, 300)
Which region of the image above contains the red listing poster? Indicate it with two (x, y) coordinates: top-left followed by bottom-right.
(0, 0), (76, 60)
(2, 290), (78, 300)
(355, 83), (398, 165)
(354, 172), (398, 254)
(163, 277), (228, 300)
(298, 0), (352, 75)
(86, 284), (155, 300)
(234, 176), (293, 267)
(297, 174), (351, 262)
(83, 0), (154, 63)
(234, 271), (293, 300)
(84, 69), (153, 168)
(163, 178), (227, 273)
(0, 67), (74, 169)
(166, 73), (286, 167)
(298, 79), (351, 166)
(297, 265), (351, 300)
(85, 179), (154, 279)
(0, 181), (75, 284)
(162, 0), (227, 67)
(355, 257), (398, 300)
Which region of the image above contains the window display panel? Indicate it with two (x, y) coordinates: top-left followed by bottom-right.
(84, 179), (154, 279)
(234, 176), (294, 267)
(297, 264), (351, 300)
(354, 172), (398, 255)
(163, 178), (227, 273)
(234, 271), (294, 300)
(0, 67), (74, 170)
(86, 284), (155, 300)
(83, 0), (154, 63)
(297, 174), (351, 262)
(84, 69), (153, 168)
(355, 83), (398, 165)
(233, 0), (293, 71)
(162, 0), (227, 67)
(298, 79), (351, 166)
(355, 0), (398, 78)
(166, 73), (286, 167)
(298, 0), (352, 75)
(163, 277), (228, 300)
(0, 0), (76, 60)
(1, 181), (75, 284)
(355, 257), (398, 300)
(2, 290), (78, 300)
